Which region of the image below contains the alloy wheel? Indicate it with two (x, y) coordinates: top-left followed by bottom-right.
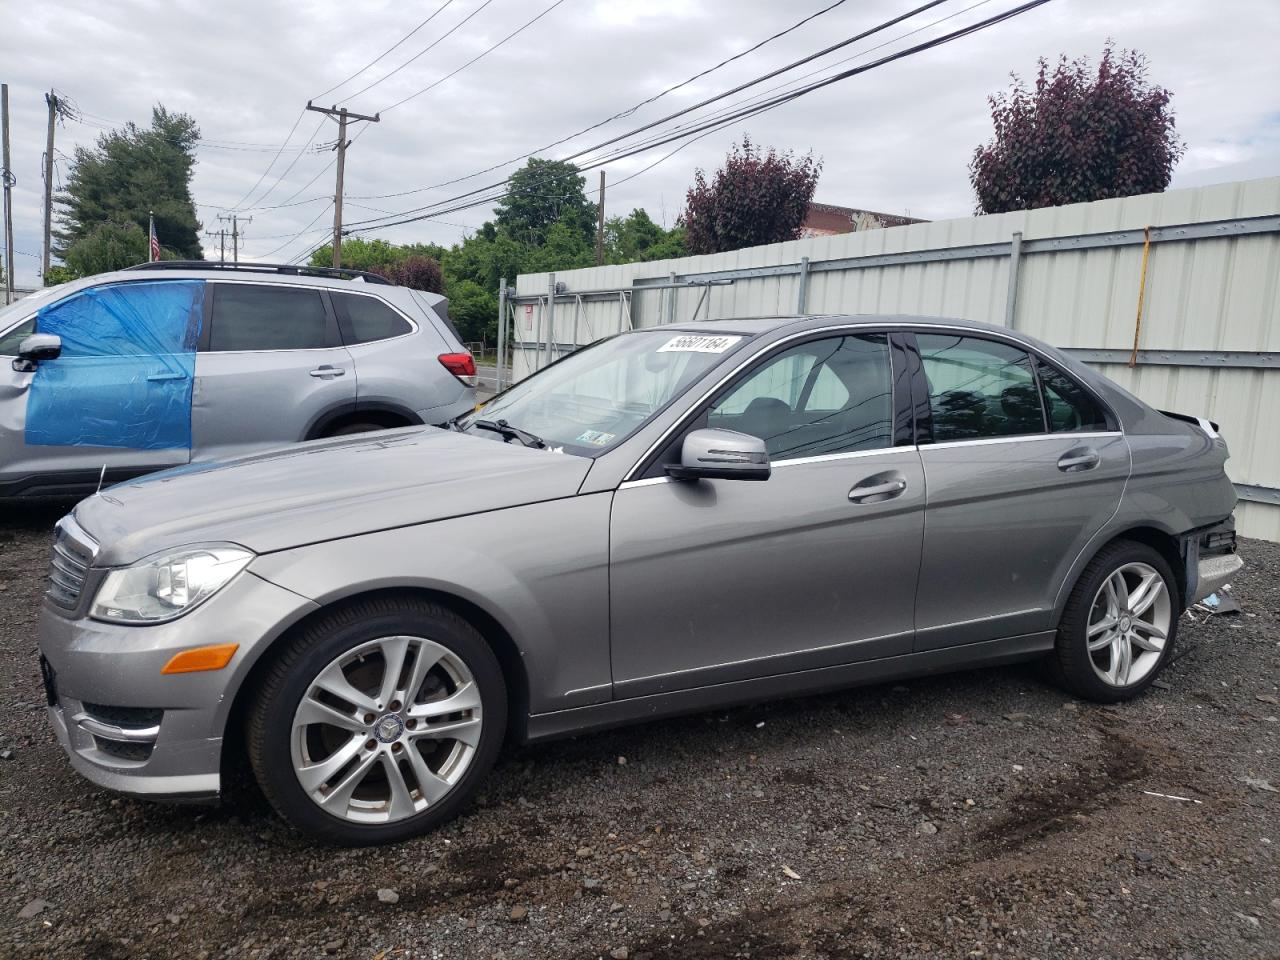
(1085, 561), (1172, 687)
(289, 635), (482, 824)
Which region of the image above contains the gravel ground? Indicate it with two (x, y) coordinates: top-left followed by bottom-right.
(1, 501), (1277, 960)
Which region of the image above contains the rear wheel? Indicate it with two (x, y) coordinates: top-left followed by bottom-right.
(1049, 540), (1178, 703)
(247, 597), (506, 845)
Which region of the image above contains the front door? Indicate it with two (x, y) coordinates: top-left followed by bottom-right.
(909, 331), (1130, 650)
(192, 282), (357, 461)
(2, 280), (201, 493)
(609, 330), (925, 698)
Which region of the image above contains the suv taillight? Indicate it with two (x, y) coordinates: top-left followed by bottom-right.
(438, 352), (477, 387)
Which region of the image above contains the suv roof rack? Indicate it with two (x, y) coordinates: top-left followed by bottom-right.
(120, 261), (393, 285)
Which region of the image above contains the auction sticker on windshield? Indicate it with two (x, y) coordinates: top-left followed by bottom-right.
(576, 430), (616, 446)
(657, 334), (743, 354)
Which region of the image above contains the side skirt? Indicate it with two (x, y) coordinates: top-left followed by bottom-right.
(523, 631), (1056, 743)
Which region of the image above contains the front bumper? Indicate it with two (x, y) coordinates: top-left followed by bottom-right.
(39, 569), (316, 801)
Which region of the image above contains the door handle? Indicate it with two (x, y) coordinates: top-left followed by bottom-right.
(848, 477), (907, 503)
(1057, 448), (1101, 472)
(146, 372), (187, 382)
(309, 365), (346, 378)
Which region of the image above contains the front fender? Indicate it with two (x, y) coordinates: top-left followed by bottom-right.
(248, 493), (613, 714)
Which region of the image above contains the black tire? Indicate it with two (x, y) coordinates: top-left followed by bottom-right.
(1048, 539), (1179, 703)
(324, 422), (387, 437)
(247, 595), (506, 845)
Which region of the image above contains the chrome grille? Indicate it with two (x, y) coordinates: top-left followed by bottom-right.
(46, 517), (98, 611)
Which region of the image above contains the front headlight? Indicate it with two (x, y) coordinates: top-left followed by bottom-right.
(90, 544), (254, 624)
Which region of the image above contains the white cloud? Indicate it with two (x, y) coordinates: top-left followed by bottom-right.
(3, 0), (1278, 287)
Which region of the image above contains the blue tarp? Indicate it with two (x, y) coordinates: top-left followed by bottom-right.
(25, 280), (204, 449)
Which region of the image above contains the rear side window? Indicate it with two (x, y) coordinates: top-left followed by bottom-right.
(1038, 360), (1109, 432)
(0, 317), (35, 355)
(208, 284), (329, 352)
(917, 334), (1045, 441)
(332, 292), (412, 344)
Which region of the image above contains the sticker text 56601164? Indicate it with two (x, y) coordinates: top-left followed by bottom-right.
(656, 335), (743, 354)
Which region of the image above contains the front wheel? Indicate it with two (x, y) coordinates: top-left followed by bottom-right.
(1049, 540), (1179, 703)
(247, 597), (506, 845)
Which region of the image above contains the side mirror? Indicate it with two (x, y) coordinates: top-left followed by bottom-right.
(666, 428), (771, 482)
(12, 333), (61, 373)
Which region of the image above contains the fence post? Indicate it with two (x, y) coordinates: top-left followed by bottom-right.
(1004, 231), (1023, 330)
(495, 277), (507, 391)
(796, 256), (811, 313)
(666, 272), (677, 324)
(545, 273), (556, 369)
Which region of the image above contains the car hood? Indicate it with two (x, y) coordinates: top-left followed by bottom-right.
(74, 427), (593, 565)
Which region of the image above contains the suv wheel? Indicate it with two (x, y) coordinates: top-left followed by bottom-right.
(326, 422), (386, 437)
(247, 596), (506, 845)
(1050, 540), (1178, 703)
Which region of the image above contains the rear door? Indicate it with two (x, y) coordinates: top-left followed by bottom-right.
(192, 282), (357, 461)
(909, 330), (1129, 650)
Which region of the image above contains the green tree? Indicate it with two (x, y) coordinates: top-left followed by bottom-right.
(55, 105), (203, 260)
(521, 221), (594, 274)
(604, 209), (685, 263)
(62, 221), (150, 277)
(970, 44), (1184, 213)
(494, 158), (596, 247)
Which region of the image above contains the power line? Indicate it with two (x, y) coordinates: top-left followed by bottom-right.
(312, 0), (458, 101)
(346, 0), (1054, 233)
(348, 0), (856, 202)
(344, 0), (955, 224)
(229, 115), (328, 211)
(223, 109), (309, 212)
(377, 0), (575, 115)
(336, 0), (503, 105)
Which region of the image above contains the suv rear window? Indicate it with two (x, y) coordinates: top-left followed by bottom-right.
(332, 292), (412, 344)
(209, 285), (329, 352)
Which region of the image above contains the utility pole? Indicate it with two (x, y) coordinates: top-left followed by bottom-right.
(217, 213), (251, 262)
(2, 84), (14, 305)
(42, 92), (59, 282)
(205, 228), (227, 263)
(305, 101), (379, 268)
(595, 170), (606, 266)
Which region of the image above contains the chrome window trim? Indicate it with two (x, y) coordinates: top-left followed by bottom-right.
(921, 430), (1123, 451)
(617, 444), (916, 491)
(622, 322), (897, 483)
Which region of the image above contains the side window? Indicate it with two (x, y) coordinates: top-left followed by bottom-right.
(708, 334), (893, 459)
(208, 284), (329, 352)
(1038, 360), (1109, 432)
(34, 281), (203, 357)
(917, 334), (1045, 441)
(332, 292), (413, 344)
(0, 317), (35, 355)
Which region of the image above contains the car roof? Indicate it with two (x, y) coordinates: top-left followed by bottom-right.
(35, 263), (446, 307)
(655, 313), (1021, 338)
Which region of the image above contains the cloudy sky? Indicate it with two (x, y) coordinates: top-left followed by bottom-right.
(4, 0), (1278, 286)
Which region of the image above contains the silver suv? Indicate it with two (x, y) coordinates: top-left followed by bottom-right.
(0, 262), (477, 497)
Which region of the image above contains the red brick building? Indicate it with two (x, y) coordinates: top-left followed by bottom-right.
(800, 202), (925, 238)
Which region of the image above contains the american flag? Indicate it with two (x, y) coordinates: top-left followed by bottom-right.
(148, 213), (161, 262)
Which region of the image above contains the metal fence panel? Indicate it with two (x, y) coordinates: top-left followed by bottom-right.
(511, 177), (1280, 539)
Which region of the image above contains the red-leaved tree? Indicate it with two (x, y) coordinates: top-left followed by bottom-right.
(970, 44), (1185, 214)
(683, 136), (822, 255)
(369, 255), (444, 293)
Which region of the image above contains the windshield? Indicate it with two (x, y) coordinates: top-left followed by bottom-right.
(460, 330), (749, 456)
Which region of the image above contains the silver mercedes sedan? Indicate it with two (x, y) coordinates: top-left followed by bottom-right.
(37, 314), (1241, 845)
